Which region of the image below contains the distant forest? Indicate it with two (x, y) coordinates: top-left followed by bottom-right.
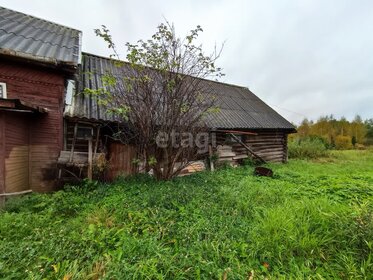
(291, 115), (373, 149)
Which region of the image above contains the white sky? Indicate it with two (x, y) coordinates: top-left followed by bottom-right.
(1, 0), (372, 124)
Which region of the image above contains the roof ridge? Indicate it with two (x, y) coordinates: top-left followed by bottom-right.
(0, 6), (81, 33)
(0, 14), (81, 38)
(81, 52), (250, 91)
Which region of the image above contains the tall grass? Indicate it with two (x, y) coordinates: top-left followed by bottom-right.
(0, 150), (373, 279)
(288, 137), (329, 159)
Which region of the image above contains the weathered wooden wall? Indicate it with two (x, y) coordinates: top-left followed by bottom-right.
(0, 60), (66, 192)
(3, 112), (30, 193)
(0, 112), (5, 196)
(107, 142), (137, 180)
(64, 120), (101, 152)
(215, 130), (288, 164)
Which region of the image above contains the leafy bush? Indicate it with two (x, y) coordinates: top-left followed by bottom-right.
(288, 137), (328, 159)
(335, 135), (353, 150)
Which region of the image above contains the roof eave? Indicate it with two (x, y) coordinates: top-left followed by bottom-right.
(0, 48), (78, 73)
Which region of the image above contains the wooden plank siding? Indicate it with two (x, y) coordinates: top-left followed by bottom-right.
(107, 143), (137, 180)
(0, 60), (66, 192)
(0, 112), (5, 196)
(4, 112), (29, 193)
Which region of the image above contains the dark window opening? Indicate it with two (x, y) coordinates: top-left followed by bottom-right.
(76, 126), (93, 140)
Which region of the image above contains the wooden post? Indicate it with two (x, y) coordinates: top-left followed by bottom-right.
(208, 144), (215, 172)
(69, 123), (78, 162)
(93, 126), (100, 158)
(88, 138), (93, 180)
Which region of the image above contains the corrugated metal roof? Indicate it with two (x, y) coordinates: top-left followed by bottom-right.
(0, 6), (81, 66)
(65, 53), (295, 131)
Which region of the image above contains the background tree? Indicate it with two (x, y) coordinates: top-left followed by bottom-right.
(291, 115), (371, 149)
(365, 119), (373, 145)
(89, 22), (223, 179)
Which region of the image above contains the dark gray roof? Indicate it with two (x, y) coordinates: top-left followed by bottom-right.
(65, 53), (295, 131)
(0, 6), (81, 66)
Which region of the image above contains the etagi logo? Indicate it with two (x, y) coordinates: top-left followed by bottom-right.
(156, 131), (216, 154)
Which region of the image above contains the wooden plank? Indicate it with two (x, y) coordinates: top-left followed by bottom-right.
(69, 122), (78, 162)
(108, 143), (137, 180)
(233, 154), (249, 160)
(58, 151), (90, 164)
(214, 130), (258, 136)
(208, 145), (214, 171)
(88, 139), (92, 180)
(218, 152), (236, 157)
(229, 133), (265, 163)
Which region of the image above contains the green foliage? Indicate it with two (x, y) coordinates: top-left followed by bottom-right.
(1, 150), (373, 279)
(293, 114), (371, 147)
(335, 135), (353, 150)
(365, 119), (373, 145)
(242, 157), (257, 166)
(88, 22), (224, 180)
(352, 135), (357, 147)
(288, 137), (329, 159)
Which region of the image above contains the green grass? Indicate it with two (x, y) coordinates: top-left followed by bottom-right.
(1, 150), (373, 279)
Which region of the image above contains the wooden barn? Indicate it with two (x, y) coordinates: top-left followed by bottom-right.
(64, 53), (296, 176)
(0, 6), (295, 197)
(0, 7), (81, 198)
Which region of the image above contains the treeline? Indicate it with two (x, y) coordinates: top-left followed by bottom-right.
(290, 115), (373, 149)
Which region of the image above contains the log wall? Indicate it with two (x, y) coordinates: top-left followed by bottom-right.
(215, 130), (288, 165)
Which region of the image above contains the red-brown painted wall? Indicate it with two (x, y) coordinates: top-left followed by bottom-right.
(0, 112), (5, 195)
(0, 60), (66, 192)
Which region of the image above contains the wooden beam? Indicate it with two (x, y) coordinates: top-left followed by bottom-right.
(208, 145), (214, 172)
(93, 126), (100, 158)
(214, 129), (258, 136)
(0, 189), (32, 197)
(88, 139), (93, 180)
(69, 122), (78, 162)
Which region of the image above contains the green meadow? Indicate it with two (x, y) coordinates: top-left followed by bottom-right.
(1, 150), (373, 279)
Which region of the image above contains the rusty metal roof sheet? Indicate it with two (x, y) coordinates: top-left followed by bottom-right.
(0, 6), (81, 66)
(64, 53), (295, 131)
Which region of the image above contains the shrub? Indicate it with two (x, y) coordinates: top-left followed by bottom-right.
(335, 135), (353, 150)
(288, 137), (328, 159)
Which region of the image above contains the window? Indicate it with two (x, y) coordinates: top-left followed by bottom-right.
(0, 82), (7, 98)
(76, 126), (93, 140)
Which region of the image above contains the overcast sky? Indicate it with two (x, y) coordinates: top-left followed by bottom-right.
(1, 0), (372, 124)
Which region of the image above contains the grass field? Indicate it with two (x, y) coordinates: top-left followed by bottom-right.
(1, 150), (373, 279)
